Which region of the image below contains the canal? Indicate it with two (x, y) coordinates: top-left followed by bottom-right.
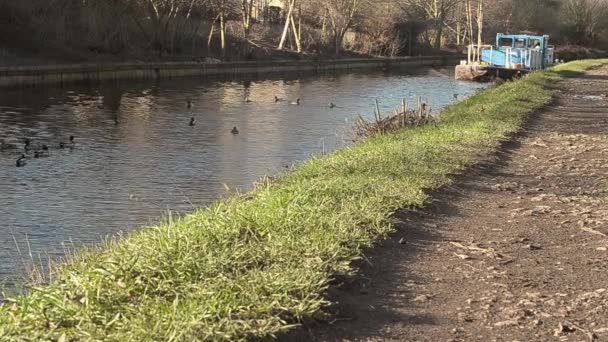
(0, 67), (485, 287)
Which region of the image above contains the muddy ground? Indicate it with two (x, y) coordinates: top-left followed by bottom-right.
(286, 67), (608, 341)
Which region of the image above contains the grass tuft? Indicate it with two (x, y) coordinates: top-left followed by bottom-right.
(1, 59), (607, 341)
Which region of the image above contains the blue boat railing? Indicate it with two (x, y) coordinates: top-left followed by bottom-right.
(467, 43), (554, 70)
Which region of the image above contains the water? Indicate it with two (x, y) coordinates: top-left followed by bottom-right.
(0, 67), (484, 286)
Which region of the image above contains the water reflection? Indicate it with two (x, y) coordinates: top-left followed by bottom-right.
(0, 68), (485, 286)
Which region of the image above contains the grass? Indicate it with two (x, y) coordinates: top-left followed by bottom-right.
(1, 59), (607, 341)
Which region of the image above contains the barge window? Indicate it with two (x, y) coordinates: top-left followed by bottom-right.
(531, 39), (541, 48)
(498, 38), (513, 47)
(514, 38), (526, 48)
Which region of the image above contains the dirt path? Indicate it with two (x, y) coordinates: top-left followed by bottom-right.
(288, 67), (608, 341)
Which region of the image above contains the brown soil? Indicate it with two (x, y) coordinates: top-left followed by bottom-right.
(285, 67), (608, 341)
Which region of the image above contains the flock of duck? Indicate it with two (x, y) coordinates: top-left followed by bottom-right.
(1, 136), (75, 167)
(185, 96), (337, 135)
(4, 96), (338, 168)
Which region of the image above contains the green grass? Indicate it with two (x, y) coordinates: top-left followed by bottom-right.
(1, 59), (607, 341)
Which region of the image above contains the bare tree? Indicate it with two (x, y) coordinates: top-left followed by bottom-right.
(317, 0), (368, 56)
(562, 0), (608, 44)
(241, 0), (255, 38)
(207, 0), (238, 56)
(396, 0), (461, 49)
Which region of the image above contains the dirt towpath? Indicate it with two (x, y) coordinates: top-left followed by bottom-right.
(288, 67), (608, 341)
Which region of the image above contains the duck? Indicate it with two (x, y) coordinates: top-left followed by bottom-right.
(34, 149), (49, 158)
(245, 96), (252, 103)
(274, 96), (284, 103)
(23, 139), (33, 151)
(59, 135), (75, 149)
(328, 102), (336, 109)
(16, 154), (27, 167)
(290, 98), (301, 105)
(186, 100), (193, 109)
(231, 126), (239, 135)
(189, 117), (196, 126)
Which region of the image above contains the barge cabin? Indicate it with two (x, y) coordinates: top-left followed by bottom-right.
(456, 33), (555, 80)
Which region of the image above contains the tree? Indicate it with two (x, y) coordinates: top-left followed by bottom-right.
(278, 0), (297, 50)
(317, 0), (368, 56)
(396, 0), (461, 49)
(240, 0), (255, 38)
(207, 0), (238, 57)
(562, 0), (608, 45)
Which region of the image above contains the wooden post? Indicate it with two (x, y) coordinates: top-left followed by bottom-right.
(402, 99), (408, 127)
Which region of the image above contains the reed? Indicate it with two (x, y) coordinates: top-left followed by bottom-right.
(355, 97), (436, 138)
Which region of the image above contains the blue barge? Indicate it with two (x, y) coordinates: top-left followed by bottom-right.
(456, 33), (556, 80)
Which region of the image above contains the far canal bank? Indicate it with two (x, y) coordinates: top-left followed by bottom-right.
(0, 55), (460, 87)
(2, 60), (604, 341)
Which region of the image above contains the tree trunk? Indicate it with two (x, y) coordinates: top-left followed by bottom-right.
(456, 2), (461, 46)
(220, 11), (226, 57)
(290, 14), (301, 52)
(207, 15), (218, 50)
(335, 29), (347, 57)
(321, 15), (327, 45)
(435, 20), (443, 49)
(278, 0), (296, 50)
(466, 0), (474, 45)
(476, 0), (483, 59)
(242, 0), (254, 38)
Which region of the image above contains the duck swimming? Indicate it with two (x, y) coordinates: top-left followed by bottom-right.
(34, 150), (49, 158)
(16, 154), (27, 167)
(328, 102), (336, 108)
(189, 117), (196, 126)
(35, 145), (49, 157)
(24, 139), (33, 151)
(231, 126), (239, 135)
(245, 96), (252, 103)
(59, 135), (75, 149)
(274, 96), (284, 103)
(290, 98), (301, 105)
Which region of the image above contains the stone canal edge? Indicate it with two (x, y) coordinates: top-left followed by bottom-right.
(288, 67), (608, 341)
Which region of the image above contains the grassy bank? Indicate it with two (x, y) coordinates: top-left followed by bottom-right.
(1, 60), (606, 341)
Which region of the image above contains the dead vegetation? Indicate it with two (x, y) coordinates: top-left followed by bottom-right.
(354, 97), (436, 138)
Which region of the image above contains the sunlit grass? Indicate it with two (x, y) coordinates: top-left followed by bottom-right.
(1, 59), (607, 341)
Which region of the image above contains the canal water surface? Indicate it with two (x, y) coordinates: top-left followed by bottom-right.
(0, 67), (485, 287)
